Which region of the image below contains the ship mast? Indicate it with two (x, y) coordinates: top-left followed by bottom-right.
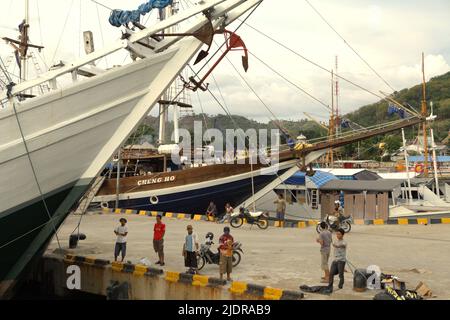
(21, 0), (29, 83)
(421, 52), (429, 177)
(326, 69), (335, 167)
(335, 55), (340, 137)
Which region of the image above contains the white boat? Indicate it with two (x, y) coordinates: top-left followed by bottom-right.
(0, 0), (263, 298)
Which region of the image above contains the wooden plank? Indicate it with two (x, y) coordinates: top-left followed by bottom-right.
(365, 194), (376, 220)
(377, 193), (389, 220)
(320, 193), (331, 220)
(353, 194), (365, 220)
(343, 194), (353, 218)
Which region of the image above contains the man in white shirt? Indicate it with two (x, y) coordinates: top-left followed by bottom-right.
(182, 225), (199, 274)
(114, 218), (128, 262)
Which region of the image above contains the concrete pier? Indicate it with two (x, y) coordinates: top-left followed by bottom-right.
(41, 211), (450, 300)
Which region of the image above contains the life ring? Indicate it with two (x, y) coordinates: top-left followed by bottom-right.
(100, 202), (109, 209)
(150, 196), (159, 205)
(415, 164), (424, 173)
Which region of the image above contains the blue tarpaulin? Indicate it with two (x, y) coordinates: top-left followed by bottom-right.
(408, 155), (450, 163)
(284, 172), (306, 185)
(387, 104), (407, 119)
(109, 0), (173, 27)
(284, 170), (338, 187)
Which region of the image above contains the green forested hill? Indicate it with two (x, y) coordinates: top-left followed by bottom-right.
(132, 71), (450, 160)
(342, 71), (450, 159)
(347, 71), (450, 139)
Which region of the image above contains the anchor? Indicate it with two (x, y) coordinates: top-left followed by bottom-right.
(187, 30), (249, 92)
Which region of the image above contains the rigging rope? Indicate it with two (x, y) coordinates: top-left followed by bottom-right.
(205, 84), (316, 219)
(248, 50), (331, 111)
(9, 99), (62, 250)
(187, 63), (315, 218)
(95, 2), (109, 68)
(241, 22), (387, 101)
(90, 0), (113, 11)
(0, 56), (12, 83)
(304, 0), (397, 93)
(109, 0), (173, 27)
(51, 0), (75, 65)
(35, 0), (48, 66)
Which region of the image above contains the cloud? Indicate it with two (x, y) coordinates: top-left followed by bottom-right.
(1, 0), (449, 123)
(384, 54), (450, 90)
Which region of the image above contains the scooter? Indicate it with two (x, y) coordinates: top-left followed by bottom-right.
(197, 232), (243, 271)
(230, 207), (269, 229)
(316, 214), (352, 233)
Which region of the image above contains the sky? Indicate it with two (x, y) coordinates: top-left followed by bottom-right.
(1, 0), (449, 123)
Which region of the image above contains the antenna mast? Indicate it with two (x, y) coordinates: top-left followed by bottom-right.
(335, 55), (340, 136)
(21, 0), (30, 83)
(421, 52), (429, 177)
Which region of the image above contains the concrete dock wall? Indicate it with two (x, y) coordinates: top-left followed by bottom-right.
(31, 254), (304, 300)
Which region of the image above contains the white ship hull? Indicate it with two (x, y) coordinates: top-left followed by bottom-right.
(0, 0), (264, 298)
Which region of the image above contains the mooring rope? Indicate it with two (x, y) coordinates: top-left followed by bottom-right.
(9, 98), (62, 250)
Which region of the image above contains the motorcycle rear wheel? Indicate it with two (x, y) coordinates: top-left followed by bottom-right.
(232, 251), (241, 267)
(257, 219), (269, 230)
(230, 217), (244, 228)
(342, 221), (352, 233)
(197, 256), (206, 271)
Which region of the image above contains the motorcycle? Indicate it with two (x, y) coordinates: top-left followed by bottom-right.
(197, 232), (243, 271)
(230, 207), (269, 229)
(316, 214), (352, 233)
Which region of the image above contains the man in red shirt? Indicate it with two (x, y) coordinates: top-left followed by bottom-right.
(153, 215), (166, 266)
(219, 227), (234, 282)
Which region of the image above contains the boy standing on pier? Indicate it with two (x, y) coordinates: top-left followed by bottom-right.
(219, 227), (234, 282)
(114, 218), (128, 262)
(274, 193), (286, 225)
(153, 215), (166, 266)
(183, 225), (199, 274)
(328, 228), (347, 291)
(316, 222), (332, 283)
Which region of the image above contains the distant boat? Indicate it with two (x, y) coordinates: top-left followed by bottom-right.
(92, 149), (299, 214)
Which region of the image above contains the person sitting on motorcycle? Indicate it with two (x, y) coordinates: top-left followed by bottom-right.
(326, 201), (344, 229)
(334, 200), (345, 221)
(219, 227), (234, 282)
(218, 203), (234, 224)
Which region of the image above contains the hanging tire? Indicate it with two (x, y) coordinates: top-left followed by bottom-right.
(100, 202), (109, 209)
(197, 255), (206, 271)
(150, 196), (159, 205)
(342, 221), (352, 233)
(232, 251), (241, 268)
(230, 217), (244, 228)
(257, 219), (269, 230)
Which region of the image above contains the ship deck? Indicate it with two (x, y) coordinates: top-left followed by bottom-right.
(46, 212), (450, 300)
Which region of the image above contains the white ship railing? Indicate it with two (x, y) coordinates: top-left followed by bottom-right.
(0, 0), (262, 103)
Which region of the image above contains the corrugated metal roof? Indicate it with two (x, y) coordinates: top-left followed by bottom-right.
(319, 179), (403, 192)
(284, 170), (338, 187)
(307, 171), (338, 188)
(408, 156), (450, 162)
(284, 172), (306, 185)
(318, 169), (380, 180)
(353, 171), (381, 181)
(319, 168), (367, 176)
